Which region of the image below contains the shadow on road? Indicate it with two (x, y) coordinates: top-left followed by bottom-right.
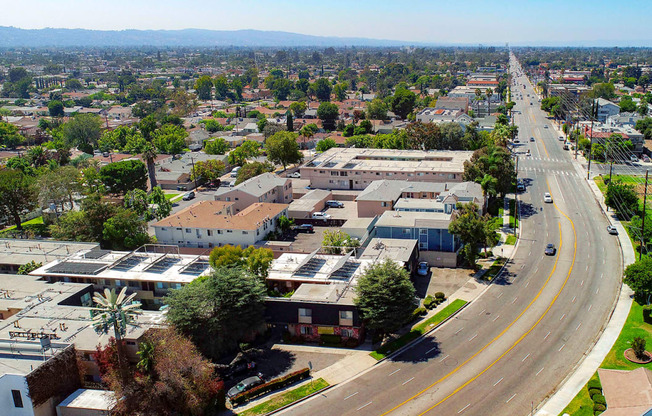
(390, 337), (441, 363)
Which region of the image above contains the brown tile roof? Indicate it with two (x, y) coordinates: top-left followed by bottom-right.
(154, 200), (288, 230)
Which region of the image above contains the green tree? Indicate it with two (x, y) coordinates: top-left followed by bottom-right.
(313, 78), (332, 101)
(213, 75), (229, 100)
(228, 140), (261, 166)
(619, 96), (637, 113)
(63, 113), (103, 153)
(463, 145), (516, 197)
(317, 102), (339, 131)
(194, 75), (213, 100)
(205, 137), (229, 155)
(389, 88), (416, 119)
(316, 138), (337, 152)
(354, 259), (417, 337)
(333, 83), (347, 101)
(235, 161), (275, 184)
(266, 131), (303, 171)
(165, 267), (267, 359)
(100, 159), (148, 195)
(605, 180), (640, 218)
(243, 246), (274, 280)
(17, 261), (42, 275)
(102, 208), (152, 250)
(48, 100), (65, 117)
(591, 83), (616, 100)
(277, 215), (294, 235)
(151, 124), (188, 154)
(624, 257), (652, 304)
(140, 143), (158, 189)
(147, 186), (172, 220)
(367, 98), (388, 120)
(290, 101), (307, 118)
(486, 88), (494, 115)
(37, 165), (80, 213)
(286, 111), (294, 132)
(0, 169), (36, 230)
(448, 202), (487, 268)
(0, 121), (26, 148)
(190, 159), (225, 184)
(322, 230), (360, 254)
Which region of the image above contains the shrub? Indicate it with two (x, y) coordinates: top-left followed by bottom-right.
(343, 337), (359, 348)
(588, 388), (602, 398)
(435, 292), (446, 300)
(632, 336), (647, 360)
(230, 368), (311, 405)
(320, 334), (342, 346)
(592, 394), (606, 406)
(412, 307), (427, 320)
(587, 379), (602, 391)
(593, 403), (606, 412)
(423, 295), (436, 310)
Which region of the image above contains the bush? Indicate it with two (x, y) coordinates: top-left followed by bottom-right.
(423, 295), (436, 310)
(320, 334), (342, 346)
(230, 368), (311, 405)
(632, 336), (647, 359)
(592, 394), (606, 406)
(587, 379), (602, 391)
(343, 337), (359, 348)
(412, 307), (427, 320)
(588, 388), (602, 398)
(435, 292), (446, 300)
(593, 403), (606, 412)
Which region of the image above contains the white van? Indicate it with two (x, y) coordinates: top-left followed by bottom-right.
(230, 167), (241, 178)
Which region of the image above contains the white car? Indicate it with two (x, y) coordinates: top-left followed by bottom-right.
(312, 212), (331, 220)
(543, 192), (553, 203)
(288, 172), (301, 178)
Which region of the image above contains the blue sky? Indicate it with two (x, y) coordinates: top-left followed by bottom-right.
(1, 0), (650, 45)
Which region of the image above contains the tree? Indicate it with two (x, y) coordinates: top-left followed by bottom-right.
(290, 101), (307, 118)
(151, 124), (188, 154)
(605, 180), (639, 218)
(322, 230), (360, 254)
(228, 140), (261, 166)
(367, 98), (388, 120)
(205, 137), (229, 155)
(17, 260), (42, 275)
(389, 88), (416, 119)
(0, 169), (36, 230)
(244, 246), (274, 280)
(266, 131), (303, 171)
(194, 75), (213, 100)
(141, 143), (158, 189)
(354, 259), (417, 337)
(299, 123), (318, 148)
(591, 83), (616, 100)
(48, 100), (65, 117)
(486, 88), (494, 115)
(463, 145), (516, 197)
(316, 138), (337, 152)
(333, 83), (347, 101)
(313, 78), (332, 101)
(448, 202), (487, 268)
(37, 166), (80, 213)
(170, 88), (198, 117)
(624, 257), (652, 304)
(63, 113), (102, 153)
(100, 159), (148, 195)
(102, 208), (152, 250)
(0, 121), (25, 148)
(213, 75), (229, 99)
(165, 267), (266, 359)
(65, 78), (83, 91)
(317, 102), (339, 131)
(191, 159), (226, 184)
(277, 215), (294, 235)
(619, 96), (637, 113)
(235, 161), (275, 184)
(286, 111), (294, 132)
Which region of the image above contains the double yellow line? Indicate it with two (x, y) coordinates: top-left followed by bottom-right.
(381, 180), (577, 416)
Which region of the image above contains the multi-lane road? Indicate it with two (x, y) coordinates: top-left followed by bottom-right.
(280, 54), (623, 416)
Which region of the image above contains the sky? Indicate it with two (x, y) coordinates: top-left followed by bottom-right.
(1, 0), (651, 46)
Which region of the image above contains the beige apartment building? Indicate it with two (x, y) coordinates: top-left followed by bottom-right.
(214, 172), (293, 212)
(300, 148), (472, 191)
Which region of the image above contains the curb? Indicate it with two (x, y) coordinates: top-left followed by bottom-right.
(264, 383), (334, 416)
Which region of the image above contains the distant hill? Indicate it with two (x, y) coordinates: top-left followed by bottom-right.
(0, 26), (424, 48)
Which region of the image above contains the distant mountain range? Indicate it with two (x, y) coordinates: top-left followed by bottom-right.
(0, 26), (424, 48)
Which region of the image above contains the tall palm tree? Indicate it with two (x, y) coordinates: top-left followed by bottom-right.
(486, 88), (494, 116)
(141, 143), (158, 190)
(475, 88), (482, 113)
(92, 287), (142, 341)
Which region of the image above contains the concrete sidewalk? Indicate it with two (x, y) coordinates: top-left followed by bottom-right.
(535, 143), (635, 416)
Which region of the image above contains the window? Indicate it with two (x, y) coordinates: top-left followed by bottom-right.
(226, 197), (231, 201)
(242, 231), (248, 235)
(341, 328), (353, 338)
(299, 308), (312, 317)
(176, 227), (182, 231)
(420, 242), (427, 250)
(217, 230), (223, 234)
(160, 227), (167, 231)
(420, 229), (428, 235)
(185, 228), (191, 233)
(207, 230), (213, 236)
(403, 228), (411, 234)
(340, 310), (353, 320)
(126, 341), (136, 346)
(227, 230), (232, 233)
(11, 390), (23, 408)
(300, 326), (313, 335)
(381, 202), (388, 207)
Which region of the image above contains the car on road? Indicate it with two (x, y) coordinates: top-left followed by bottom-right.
(630, 154), (639, 163)
(294, 224), (314, 233)
(543, 192), (553, 203)
(517, 182), (525, 192)
(288, 171), (301, 178)
(514, 139), (520, 143)
(312, 212), (331, 220)
(417, 262), (429, 276)
(543, 125), (548, 129)
(182, 191), (195, 201)
(558, 136), (564, 141)
(325, 200), (344, 208)
(530, 137), (535, 142)
(643, 155), (651, 163)
(227, 375), (264, 399)
(544, 243), (556, 256)
(606, 225), (619, 235)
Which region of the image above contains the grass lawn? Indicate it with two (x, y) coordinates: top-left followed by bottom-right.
(370, 299), (468, 360)
(2, 216), (44, 232)
(482, 258), (506, 281)
(509, 199), (519, 229)
(237, 378), (329, 416)
(164, 193), (180, 201)
(505, 235), (517, 245)
(560, 372), (600, 416)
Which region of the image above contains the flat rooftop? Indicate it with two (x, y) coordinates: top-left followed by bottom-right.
(0, 239), (99, 267)
(268, 251), (378, 283)
(360, 238), (418, 264)
(376, 210), (453, 229)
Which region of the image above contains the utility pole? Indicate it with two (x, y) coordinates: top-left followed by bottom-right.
(609, 159), (614, 182)
(641, 170), (649, 261)
(514, 155), (519, 236)
(587, 100), (596, 180)
(190, 155), (198, 190)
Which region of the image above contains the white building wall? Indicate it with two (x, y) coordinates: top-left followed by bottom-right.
(0, 374), (34, 416)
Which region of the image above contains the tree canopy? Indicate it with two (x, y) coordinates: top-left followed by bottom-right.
(624, 257), (652, 304)
(266, 131), (303, 171)
(99, 159), (148, 195)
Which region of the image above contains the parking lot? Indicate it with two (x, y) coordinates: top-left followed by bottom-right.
(413, 267), (476, 299)
(320, 200), (357, 221)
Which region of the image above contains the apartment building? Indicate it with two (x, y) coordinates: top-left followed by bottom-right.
(300, 148), (472, 191)
(153, 200), (289, 249)
(214, 172), (293, 212)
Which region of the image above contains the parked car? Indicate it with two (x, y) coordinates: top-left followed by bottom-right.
(230, 167), (241, 178)
(558, 136), (564, 141)
(630, 154), (639, 162)
(642, 155), (651, 163)
(312, 212), (331, 220)
(543, 192), (553, 203)
(543, 125), (548, 129)
(227, 375), (264, 399)
(325, 200), (344, 208)
(606, 225), (619, 235)
(182, 191), (195, 201)
(288, 172), (301, 178)
(530, 137), (535, 142)
(544, 243), (556, 256)
(294, 224), (314, 233)
(517, 182), (525, 192)
(417, 262), (429, 276)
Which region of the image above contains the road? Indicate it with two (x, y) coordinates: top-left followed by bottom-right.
(279, 54), (622, 416)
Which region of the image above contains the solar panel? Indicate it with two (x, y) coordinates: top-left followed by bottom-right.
(47, 261), (105, 275)
(295, 258), (327, 277)
(145, 256), (180, 273)
(180, 259), (209, 275)
(83, 248), (111, 259)
(110, 255), (147, 271)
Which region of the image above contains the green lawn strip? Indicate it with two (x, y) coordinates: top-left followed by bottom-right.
(559, 372), (599, 416)
(2, 216), (44, 232)
(509, 199), (519, 229)
(505, 235), (517, 245)
(482, 258), (506, 281)
(370, 299), (468, 360)
(237, 378), (329, 416)
(164, 193), (180, 201)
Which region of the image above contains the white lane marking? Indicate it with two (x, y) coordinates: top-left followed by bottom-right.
(534, 267), (538, 274)
(572, 296), (576, 303)
(402, 377), (414, 386)
(425, 346), (438, 354)
(580, 280), (584, 286)
(588, 304), (592, 312)
(559, 343), (566, 352)
(439, 354), (449, 362)
(469, 333), (478, 342)
(586, 265), (589, 271)
(512, 297), (518, 304)
(544, 331), (551, 340)
(600, 273), (603, 279)
(525, 281), (530, 288)
(357, 402), (372, 411)
(536, 367), (545, 376)
(497, 292), (503, 299)
(506, 393), (517, 403)
(493, 315), (500, 322)
(560, 314), (566, 321)
(388, 369), (401, 376)
(458, 404), (471, 414)
(344, 392), (359, 400)
(479, 309), (486, 316)
(596, 288), (600, 294)
(576, 322), (582, 331)
(522, 353), (531, 362)
(494, 377), (504, 386)
(455, 327), (464, 335)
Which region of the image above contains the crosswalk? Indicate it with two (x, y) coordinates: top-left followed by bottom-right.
(522, 157), (566, 163)
(520, 166), (578, 177)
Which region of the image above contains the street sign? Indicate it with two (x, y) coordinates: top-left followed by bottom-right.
(308, 361), (313, 370)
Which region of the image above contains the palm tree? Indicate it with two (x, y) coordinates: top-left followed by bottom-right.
(299, 125), (315, 149)
(486, 88), (494, 116)
(141, 143), (158, 190)
(475, 88), (482, 113)
(92, 287), (142, 342)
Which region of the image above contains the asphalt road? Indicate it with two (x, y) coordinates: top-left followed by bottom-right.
(279, 54), (622, 416)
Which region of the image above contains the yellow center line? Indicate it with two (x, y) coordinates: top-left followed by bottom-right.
(412, 180), (577, 415)
(379, 184), (574, 416)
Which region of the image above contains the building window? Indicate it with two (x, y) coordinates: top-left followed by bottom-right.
(207, 230), (213, 236)
(227, 230), (232, 233)
(185, 228), (191, 233)
(420, 229), (428, 235)
(381, 202), (388, 207)
(176, 227), (182, 231)
(420, 242), (427, 250)
(160, 227), (167, 231)
(340, 310), (353, 320)
(341, 328), (353, 338)
(226, 197), (231, 201)
(300, 326), (313, 335)
(299, 308), (312, 317)
(242, 231), (248, 235)
(11, 390), (23, 408)
(403, 228), (411, 234)
(217, 230), (222, 234)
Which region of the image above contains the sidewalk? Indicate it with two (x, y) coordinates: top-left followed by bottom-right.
(535, 142), (635, 416)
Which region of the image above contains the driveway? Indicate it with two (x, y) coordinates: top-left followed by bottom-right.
(413, 267), (477, 299)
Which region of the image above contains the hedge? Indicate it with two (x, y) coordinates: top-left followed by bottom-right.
(435, 292), (446, 300)
(230, 368), (311, 406)
(424, 295), (436, 310)
(320, 334), (342, 346)
(588, 388), (602, 398)
(593, 403), (606, 412)
(412, 307), (427, 320)
(592, 394), (606, 406)
(587, 379), (602, 391)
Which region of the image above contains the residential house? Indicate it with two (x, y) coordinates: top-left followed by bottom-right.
(595, 98), (621, 123)
(214, 172), (293, 212)
(434, 97), (470, 113)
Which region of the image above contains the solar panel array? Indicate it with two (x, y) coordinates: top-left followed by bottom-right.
(145, 256), (181, 273)
(330, 262), (360, 279)
(47, 261), (105, 275)
(83, 248), (111, 259)
(295, 257), (327, 277)
(110, 255), (148, 272)
(180, 259), (209, 275)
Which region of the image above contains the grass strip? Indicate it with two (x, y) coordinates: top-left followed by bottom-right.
(237, 378), (329, 416)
